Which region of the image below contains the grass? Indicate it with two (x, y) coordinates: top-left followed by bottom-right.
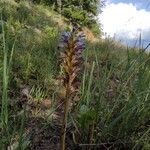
(1, 13), (8, 128)
(0, 0), (150, 149)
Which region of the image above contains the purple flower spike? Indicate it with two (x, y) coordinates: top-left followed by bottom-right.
(59, 29), (85, 92)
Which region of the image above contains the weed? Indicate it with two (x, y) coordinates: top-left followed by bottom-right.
(59, 27), (85, 150)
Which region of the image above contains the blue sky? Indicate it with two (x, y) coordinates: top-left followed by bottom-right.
(98, 0), (150, 48)
(110, 0), (150, 10)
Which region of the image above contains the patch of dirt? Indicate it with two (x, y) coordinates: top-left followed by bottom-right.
(25, 117), (77, 150)
(82, 27), (99, 43)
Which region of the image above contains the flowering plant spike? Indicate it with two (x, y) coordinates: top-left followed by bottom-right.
(59, 29), (85, 93)
(59, 28), (85, 150)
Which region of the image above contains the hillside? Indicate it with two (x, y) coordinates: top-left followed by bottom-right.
(0, 0), (150, 150)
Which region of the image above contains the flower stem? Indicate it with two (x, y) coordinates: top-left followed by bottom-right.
(60, 84), (71, 150)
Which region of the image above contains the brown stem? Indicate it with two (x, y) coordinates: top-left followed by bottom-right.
(60, 84), (70, 150)
(87, 121), (95, 150)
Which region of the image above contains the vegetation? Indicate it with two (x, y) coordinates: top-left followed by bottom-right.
(0, 0), (150, 149)
(32, 0), (102, 36)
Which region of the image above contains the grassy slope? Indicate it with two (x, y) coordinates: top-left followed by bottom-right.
(0, 0), (150, 149)
(1, 0), (66, 89)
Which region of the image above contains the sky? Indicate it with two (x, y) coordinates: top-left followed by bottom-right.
(98, 0), (150, 48)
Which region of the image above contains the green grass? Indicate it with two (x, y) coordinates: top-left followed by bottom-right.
(0, 0), (150, 149)
(73, 40), (150, 149)
(1, 13), (8, 128)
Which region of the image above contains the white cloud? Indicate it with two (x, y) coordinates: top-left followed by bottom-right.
(98, 2), (150, 41)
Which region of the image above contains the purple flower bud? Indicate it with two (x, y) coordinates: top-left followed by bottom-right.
(75, 33), (85, 42)
(59, 31), (72, 45)
(74, 33), (85, 51)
